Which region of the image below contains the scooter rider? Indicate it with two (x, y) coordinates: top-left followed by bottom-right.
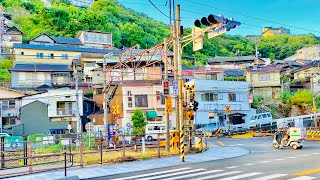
(280, 124), (291, 149)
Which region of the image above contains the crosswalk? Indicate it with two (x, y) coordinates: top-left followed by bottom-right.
(110, 167), (317, 180)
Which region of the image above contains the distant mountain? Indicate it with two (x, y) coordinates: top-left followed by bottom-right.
(1, 0), (319, 64)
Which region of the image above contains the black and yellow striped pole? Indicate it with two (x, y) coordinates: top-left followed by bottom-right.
(180, 120), (185, 162)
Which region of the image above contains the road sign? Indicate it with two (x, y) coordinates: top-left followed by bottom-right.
(173, 80), (178, 95)
(208, 26), (226, 39)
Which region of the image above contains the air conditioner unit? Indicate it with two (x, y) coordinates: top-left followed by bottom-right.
(7, 112), (14, 117)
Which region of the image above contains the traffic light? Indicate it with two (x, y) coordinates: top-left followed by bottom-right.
(192, 101), (199, 112)
(163, 80), (169, 95)
(194, 14), (225, 28)
(225, 18), (241, 31)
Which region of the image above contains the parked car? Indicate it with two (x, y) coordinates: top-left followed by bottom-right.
(249, 112), (273, 129)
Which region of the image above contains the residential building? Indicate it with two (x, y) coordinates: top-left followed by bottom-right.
(29, 33), (82, 46)
(70, 0), (94, 7)
(12, 43), (120, 66)
(182, 66), (224, 82)
(286, 45), (320, 61)
(10, 64), (71, 89)
(291, 61), (320, 93)
(208, 56), (268, 69)
(3, 26), (23, 48)
(246, 65), (282, 98)
(77, 31), (113, 49)
(89, 81), (177, 131)
(262, 27), (290, 37)
(185, 79), (255, 129)
(0, 87), (25, 133)
(18, 88), (94, 135)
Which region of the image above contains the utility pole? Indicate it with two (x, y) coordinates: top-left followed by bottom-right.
(0, 6), (5, 58)
(75, 72), (82, 134)
(103, 53), (113, 146)
(164, 38), (170, 151)
(311, 74), (317, 127)
(175, 4), (185, 162)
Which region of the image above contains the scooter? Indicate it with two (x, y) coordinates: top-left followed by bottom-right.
(272, 127), (305, 150)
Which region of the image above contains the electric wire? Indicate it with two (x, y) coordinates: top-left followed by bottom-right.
(148, 0), (170, 18)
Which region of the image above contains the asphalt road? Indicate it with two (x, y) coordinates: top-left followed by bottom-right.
(98, 138), (320, 180)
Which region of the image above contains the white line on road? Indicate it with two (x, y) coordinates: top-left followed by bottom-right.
(301, 155), (310, 157)
(193, 171), (242, 180)
(275, 158), (284, 161)
(217, 172), (263, 180)
(288, 176), (317, 180)
(243, 163), (255, 166)
(228, 145), (236, 146)
(140, 168), (206, 180)
(313, 153), (320, 155)
(110, 167), (191, 180)
(259, 161), (271, 163)
(226, 166), (238, 169)
(166, 169), (223, 180)
(235, 144), (244, 146)
(250, 174), (288, 180)
(288, 157), (297, 159)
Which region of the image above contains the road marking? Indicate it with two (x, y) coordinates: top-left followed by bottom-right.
(301, 155), (310, 157)
(217, 172), (263, 180)
(235, 144), (244, 146)
(288, 176), (317, 180)
(166, 169), (223, 180)
(226, 166), (238, 169)
(250, 174), (288, 180)
(275, 158), (284, 161)
(288, 157), (297, 159)
(294, 168), (320, 176)
(259, 161), (271, 163)
(110, 167), (191, 180)
(228, 145), (236, 147)
(243, 163), (255, 166)
(193, 171), (242, 180)
(313, 153), (320, 155)
(140, 168), (205, 180)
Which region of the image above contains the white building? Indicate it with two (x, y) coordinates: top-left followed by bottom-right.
(70, 0), (94, 7)
(185, 79), (256, 130)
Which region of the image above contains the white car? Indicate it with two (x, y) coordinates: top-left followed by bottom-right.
(0, 133), (10, 138)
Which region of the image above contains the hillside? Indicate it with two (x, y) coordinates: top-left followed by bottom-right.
(1, 0), (320, 65)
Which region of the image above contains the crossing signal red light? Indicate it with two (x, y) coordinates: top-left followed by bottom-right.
(163, 81), (169, 95)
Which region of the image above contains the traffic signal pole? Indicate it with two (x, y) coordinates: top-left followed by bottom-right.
(175, 4), (185, 162)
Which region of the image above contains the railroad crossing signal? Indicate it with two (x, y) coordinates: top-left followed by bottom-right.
(166, 96), (172, 115)
(225, 105), (231, 113)
(163, 80), (169, 95)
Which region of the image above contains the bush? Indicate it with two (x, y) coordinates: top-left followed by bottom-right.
(252, 95), (265, 108)
(224, 76), (246, 81)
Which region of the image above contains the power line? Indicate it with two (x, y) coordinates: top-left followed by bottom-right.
(183, 0), (320, 34)
(148, 0), (170, 18)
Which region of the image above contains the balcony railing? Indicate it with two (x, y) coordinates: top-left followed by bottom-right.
(57, 108), (73, 116)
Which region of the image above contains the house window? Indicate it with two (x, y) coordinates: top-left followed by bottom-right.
(3, 119), (16, 125)
(258, 74), (274, 81)
(206, 74), (217, 80)
(97, 74), (100, 76)
(57, 102), (73, 115)
(9, 100), (15, 108)
(135, 95), (148, 107)
(1, 101), (9, 109)
(61, 54), (69, 59)
(36, 52), (44, 58)
(19, 52), (24, 55)
(228, 93), (236, 102)
(47, 53), (54, 59)
(304, 71), (310, 77)
(201, 93), (218, 101)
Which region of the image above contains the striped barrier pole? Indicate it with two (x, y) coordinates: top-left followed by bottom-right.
(180, 121), (185, 162)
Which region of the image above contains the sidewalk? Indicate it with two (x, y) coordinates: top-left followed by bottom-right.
(6, 146), (249, 180)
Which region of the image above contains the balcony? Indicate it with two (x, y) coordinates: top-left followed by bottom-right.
(57, 108), (73, 116)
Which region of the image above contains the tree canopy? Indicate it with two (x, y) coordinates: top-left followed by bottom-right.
(1, 0), (320, 65)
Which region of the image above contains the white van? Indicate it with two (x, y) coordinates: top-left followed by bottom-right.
(145, 122), (165, 141)
(249, 112), (273, 129)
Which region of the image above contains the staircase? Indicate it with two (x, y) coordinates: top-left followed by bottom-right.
(256, 105), (285, 119)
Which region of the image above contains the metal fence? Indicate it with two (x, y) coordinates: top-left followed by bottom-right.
(0, 131), (206, 178)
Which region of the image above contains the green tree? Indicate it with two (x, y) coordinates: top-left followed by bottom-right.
(131, 109), (146, 135)
(290, 89), (312, 107)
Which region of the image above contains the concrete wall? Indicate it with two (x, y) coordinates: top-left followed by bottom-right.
(19, 101), (69, 136)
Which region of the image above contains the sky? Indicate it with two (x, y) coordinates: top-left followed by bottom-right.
(117, 0), (320, 37)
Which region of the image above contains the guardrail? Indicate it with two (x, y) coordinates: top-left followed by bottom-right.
(0, 131), (206, 178)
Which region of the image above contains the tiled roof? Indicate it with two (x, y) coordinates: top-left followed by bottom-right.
(10, 64), (71, 72)
(182, 67), (223, 76)
(208, 56), (264, 64)
(224, 69), (245, 77)
(247, 65), (281, 73)
(13, 43), (123, 54)
(50, 36), (82, 45)
(292, 60), (320, 73)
